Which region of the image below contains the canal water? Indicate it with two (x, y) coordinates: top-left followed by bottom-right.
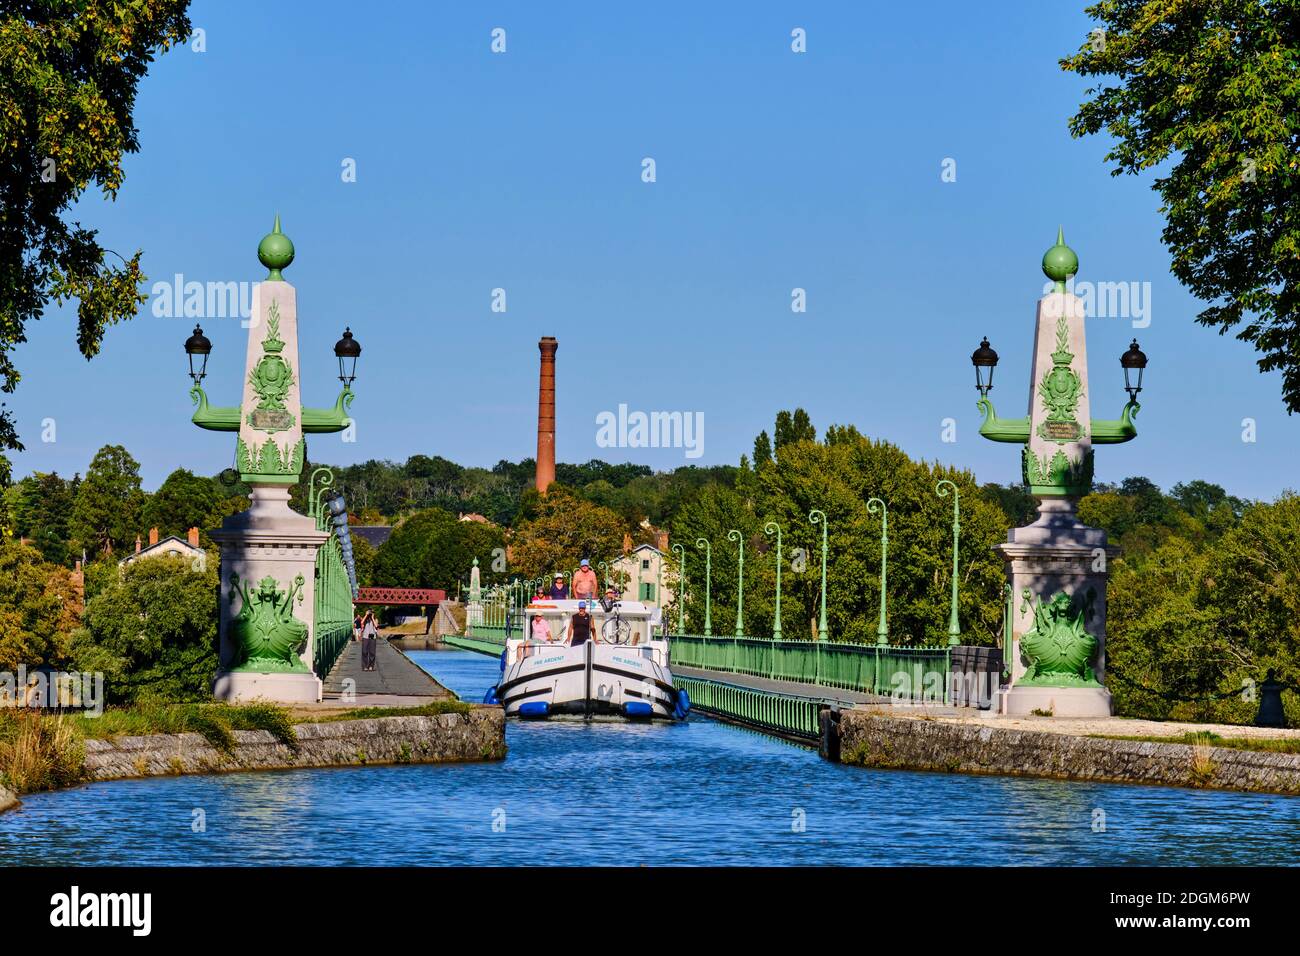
(2, 649), (1297, 866)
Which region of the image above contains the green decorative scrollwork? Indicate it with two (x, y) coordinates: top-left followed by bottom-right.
(1035, 312), (1084, 443)
(975, 398), (1030, 443)
(237, 436), (305, 481)
(1022, 445), (1093, 496)
(189, 385), (241, 431)
(246, 299), (297, 433)
(229, 572), (310, 672)
(1017, 588), (1101, 687)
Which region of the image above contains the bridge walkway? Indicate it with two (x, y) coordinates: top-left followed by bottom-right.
(322, 636), (455, 704)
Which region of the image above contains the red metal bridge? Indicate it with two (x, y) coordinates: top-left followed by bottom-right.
(353, 587), (445, 606)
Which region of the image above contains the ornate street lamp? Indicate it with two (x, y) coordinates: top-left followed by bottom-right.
(866, 498), (888, 645)
(935, 480), (961, 646)
(1121, 338), (1147, 403)
(763, 521), (783, 642)
(971, 336), (998, 397)
(184, 325), (211, 384)
(727, 529), (745, 638)
(808, 510), (829, 641)
(970, 229), (1148, 719)
(695, 537), (712, 637)
(334, 328), (361, 387)
(670, 543), (686, 635)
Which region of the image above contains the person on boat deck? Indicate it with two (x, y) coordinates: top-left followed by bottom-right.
(547, 574), (569, 600)
(530, 613), (554, 643)
(598, 586), (619, 612)
(568, 601), (595, 647)
(571, 559), (598, 601)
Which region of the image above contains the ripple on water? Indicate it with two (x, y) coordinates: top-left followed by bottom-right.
(2, 650), (1296, 866)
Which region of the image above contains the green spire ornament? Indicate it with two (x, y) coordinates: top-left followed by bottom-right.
(1041, 226), (1078, 293)
(258, 214), (295, 281)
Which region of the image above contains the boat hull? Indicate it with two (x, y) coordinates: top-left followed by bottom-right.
(494, 640), (682, 720)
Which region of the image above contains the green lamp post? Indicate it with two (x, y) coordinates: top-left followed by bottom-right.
(808, 510), (829, 641)
(695, 537), (712, 637)
(866, 498), (888, 645)
(727, 529), (745, 638)
(671, 543), (686, 635)
(763, 521), (783, 641)
(935, 480), (961, 646)
(970, 230), (1147, 717)
(191, 219), (363, 701)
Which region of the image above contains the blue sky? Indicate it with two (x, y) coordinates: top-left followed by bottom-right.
(7, 1), (1295, 500)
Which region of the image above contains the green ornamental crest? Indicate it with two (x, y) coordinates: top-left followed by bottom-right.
(1036, 312), (1085, 444)
(246, 299), (297, 433)
(1017, 588), (1101, 687)
(229, 572), (309, 672)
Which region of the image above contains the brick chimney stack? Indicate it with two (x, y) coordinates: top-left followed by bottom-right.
(148, 527), (159, 547)
(536, 336), (558, 493)
(187, 527), (200, 548)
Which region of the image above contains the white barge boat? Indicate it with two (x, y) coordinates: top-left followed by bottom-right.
(484, 598), (689, 721)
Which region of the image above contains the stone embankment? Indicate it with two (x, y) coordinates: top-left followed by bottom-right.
(80, 708), (505, 782)
(838, 709), (1300, 794)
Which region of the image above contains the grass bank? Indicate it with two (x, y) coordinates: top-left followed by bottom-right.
(1, 699), (467, 796)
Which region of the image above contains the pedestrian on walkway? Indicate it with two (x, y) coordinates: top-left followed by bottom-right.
(361, 610), (379, 671)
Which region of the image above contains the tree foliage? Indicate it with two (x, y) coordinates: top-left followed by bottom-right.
(69, 444), (143, 557)
(1063, 0), (1300, 411)
(372, 507), (506, 593)
(0, 537), (79, 671)
(509, 487), (630, 581)
(0, 0), (193, 449)
(73, 554), (217, 704)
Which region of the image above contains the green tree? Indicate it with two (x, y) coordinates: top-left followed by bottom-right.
(9, 471), (74, 564)
(0, 537), (80, 671)
(773, 408), (816, 450)
(0, 1), (193, 450)
(510, 488), (628, 580)
(373, 508), (506, 592)
(1063, 1), (1300, 411)
(70, 444), (143, 557)
(142, 467), (220, 539)
(752, 430), (773, 467)
(73, 554), (217, 703)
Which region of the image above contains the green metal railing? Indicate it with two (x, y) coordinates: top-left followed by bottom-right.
(669, 634), (950, 702)
(310, 467), (358, 680)
(675, 675), (826, 739)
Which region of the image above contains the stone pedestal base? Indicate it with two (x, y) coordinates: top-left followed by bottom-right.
(213, 670), (322, 704)
(1002, 684), (1112, 718)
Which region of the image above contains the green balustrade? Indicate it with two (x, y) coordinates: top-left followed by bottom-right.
(670, 634), (950, 703)
(309, 467), (357, 680)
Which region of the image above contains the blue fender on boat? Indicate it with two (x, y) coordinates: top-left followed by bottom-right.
(674, 688), (691, 719)
(518, 700), (550, 719)
(624, 701), (654, 718)
(483, 686), (498, 705)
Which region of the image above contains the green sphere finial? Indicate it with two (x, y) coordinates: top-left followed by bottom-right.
(1041, 225), (1078, 292)
(257, 214), (295, 281)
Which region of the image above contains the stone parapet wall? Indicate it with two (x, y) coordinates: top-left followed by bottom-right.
(81, 708), (505, 782)
(839, 709), (1300, 795)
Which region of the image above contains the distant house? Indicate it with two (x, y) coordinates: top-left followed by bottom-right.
(119, 527), (205, 568)
(609, 542), (674, 608)
(352, 526), (393, 548)
(458, 512), (489, 523)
